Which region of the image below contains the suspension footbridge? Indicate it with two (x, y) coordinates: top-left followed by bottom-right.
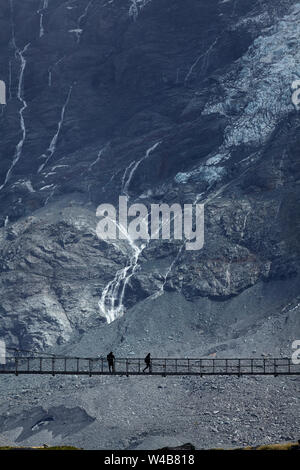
(0, 356), (299, 377)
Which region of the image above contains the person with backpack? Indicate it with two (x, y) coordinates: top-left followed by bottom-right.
(143, 353), (152, 373)
(107, 351), (115, 373)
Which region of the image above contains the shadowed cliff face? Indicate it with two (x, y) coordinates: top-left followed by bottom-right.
(0, 0), (299, 350)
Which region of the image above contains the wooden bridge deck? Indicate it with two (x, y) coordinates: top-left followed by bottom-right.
(0, 356), (299, 377)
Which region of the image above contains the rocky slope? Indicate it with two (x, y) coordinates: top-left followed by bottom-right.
(0, 0), (299, 349)
(0, 0), (299, 450)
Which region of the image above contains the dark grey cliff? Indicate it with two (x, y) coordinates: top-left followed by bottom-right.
(0, 0), (299, 350)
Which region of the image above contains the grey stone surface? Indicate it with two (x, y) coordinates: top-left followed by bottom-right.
(0, 0), (299, 450)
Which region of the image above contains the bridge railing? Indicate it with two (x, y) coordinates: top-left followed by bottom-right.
(0, 356), (299, 376)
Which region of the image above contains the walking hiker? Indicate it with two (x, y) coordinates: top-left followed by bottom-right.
(143, 353), (152, 373)
(107, 351), (115, 373)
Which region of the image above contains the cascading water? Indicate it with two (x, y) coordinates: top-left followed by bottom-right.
(99, 142), (161, 323)
(48, 56), (65, 88)
(38, 85), (73, 174)
(122, 141), (161, 195)
(71, 0), (93, 43)
(89, 144), (108, 171)
(129, 0), (152, 20)
(98, 218), (147, 324)
(184, 37), (219, 85)
(37, 0), (49, 38)
(0, 42), (30, 191)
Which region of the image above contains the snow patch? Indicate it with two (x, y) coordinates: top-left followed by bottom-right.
(129, 0), (152, 21)
(175, 166), (226, 185)
(203, 3), (300, 149)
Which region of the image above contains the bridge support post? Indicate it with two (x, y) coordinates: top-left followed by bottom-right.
(163, 359), (166, 377)
(238, 359), (241, 377)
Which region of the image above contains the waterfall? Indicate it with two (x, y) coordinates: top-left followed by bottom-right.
(99, 142), (162, 322)
(89, 144), (108, 171)
(184, 37), (219, 85)
(74, 0), (93, 43)
(129, 0), (152, 20)
(48, 56), (65, 87)
(98, 218), (146, 324)
(38, 86), (73, 174)
(0, 43), (30, 191)
(122, 141), (161, 195)
(37, 0), (49, 38)
(8, 60), (12, 100)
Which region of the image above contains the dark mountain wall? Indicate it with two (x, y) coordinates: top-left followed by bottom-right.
(0, 0), (299, 350)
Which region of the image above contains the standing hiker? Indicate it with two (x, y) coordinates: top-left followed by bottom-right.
(107, 351), (115, 373)
(143, 353), (152, 373)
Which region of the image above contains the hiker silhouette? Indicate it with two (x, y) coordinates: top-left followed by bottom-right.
(143, 353), (152, 373)
(107, 351), (115, 373)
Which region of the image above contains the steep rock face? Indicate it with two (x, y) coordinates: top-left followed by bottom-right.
(0, 0), (299, 349)
(0, 201), (135, 348)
